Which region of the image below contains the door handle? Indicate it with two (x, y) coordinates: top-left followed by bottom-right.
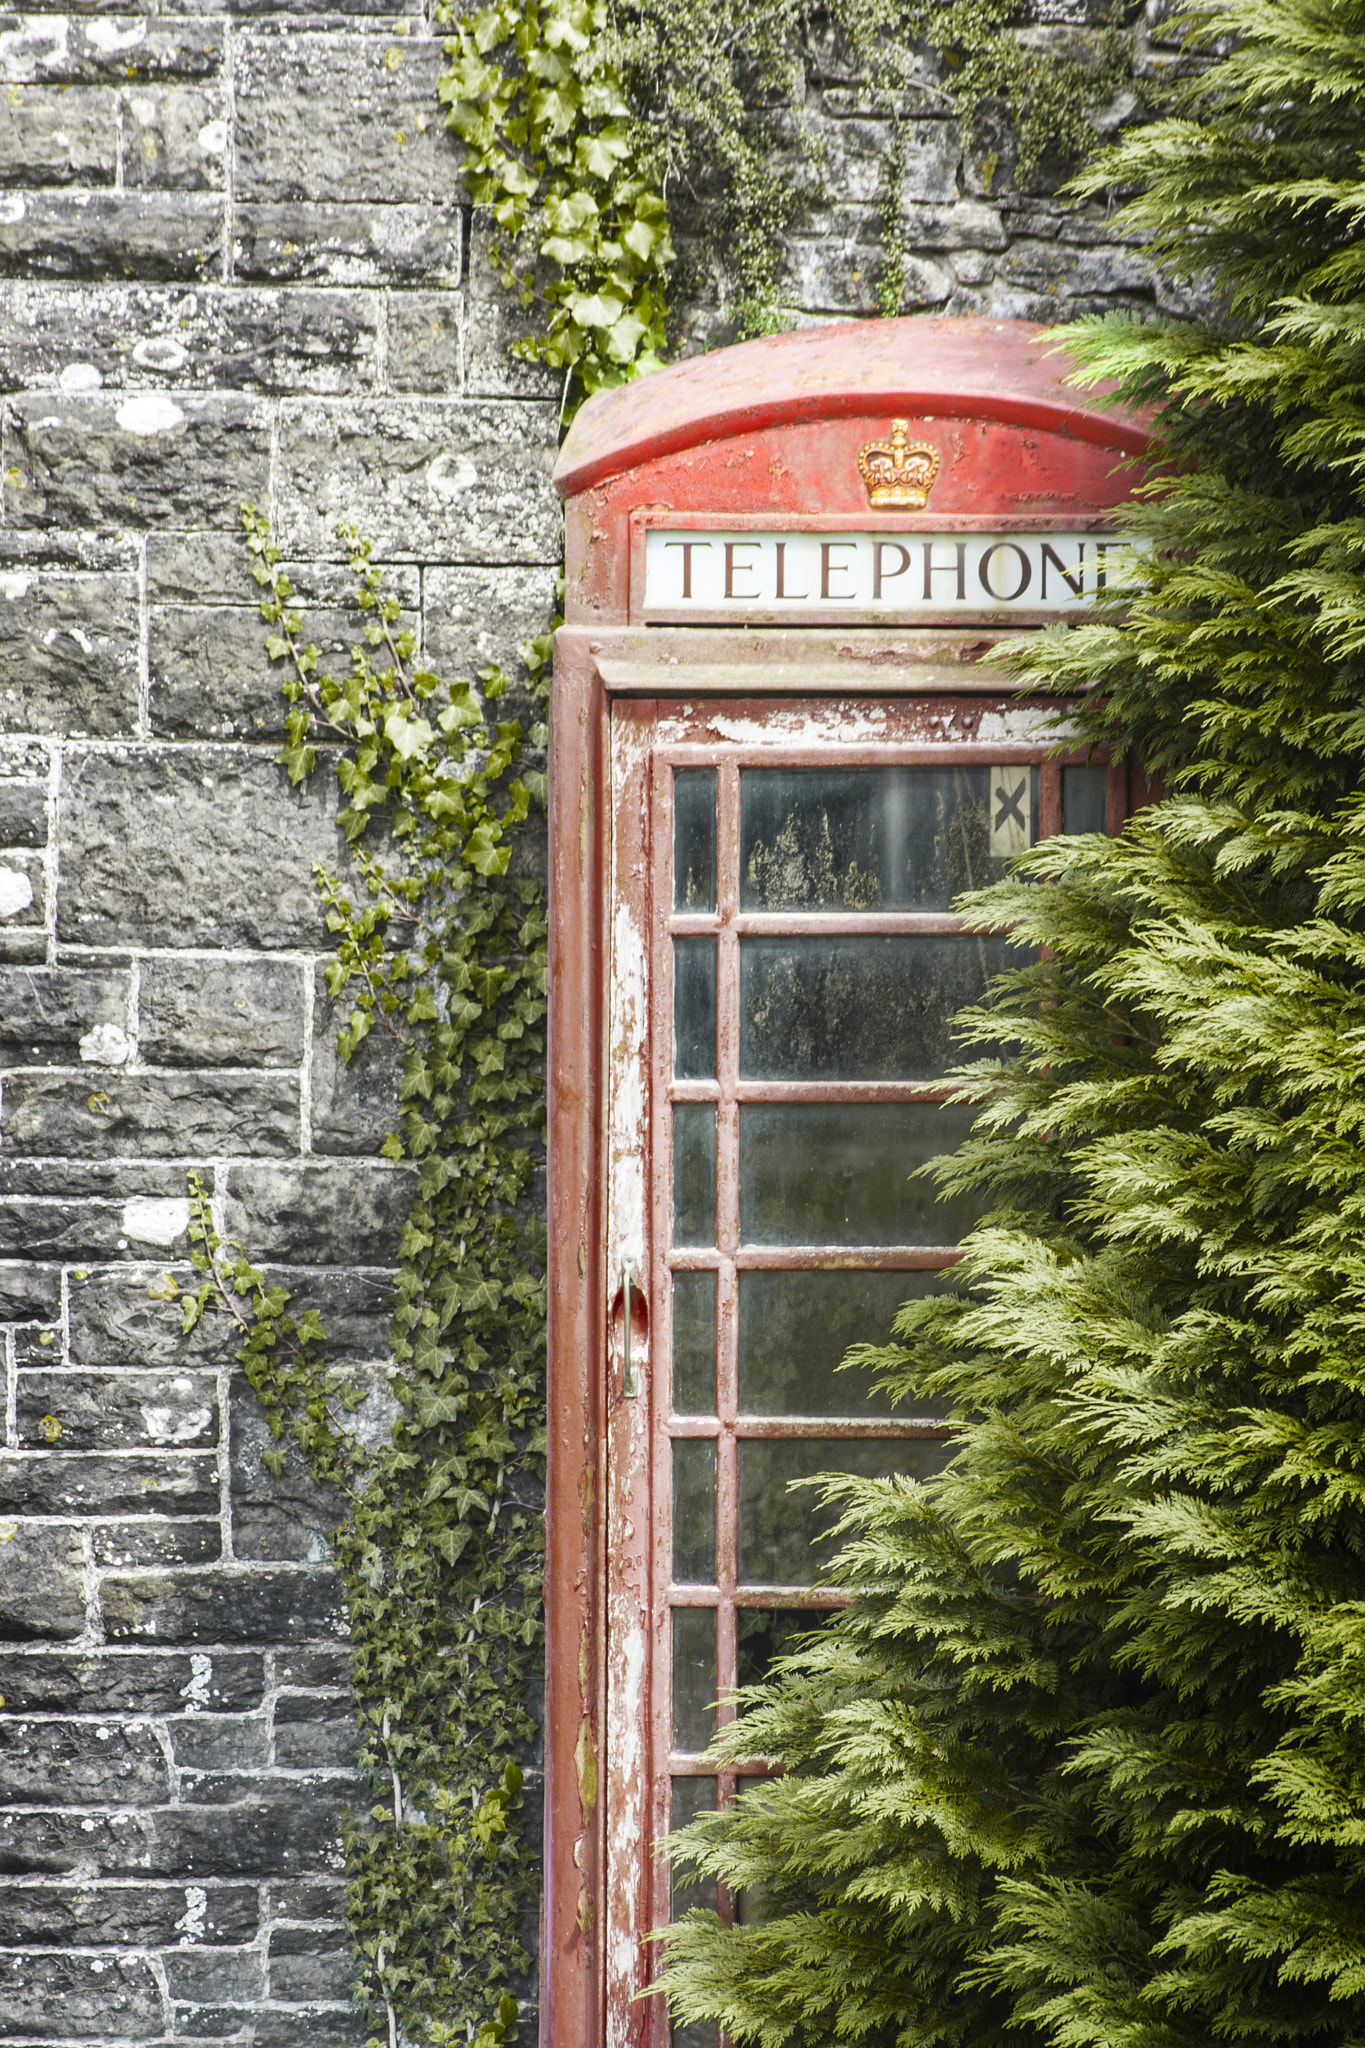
(622, 1259), (640, 1397)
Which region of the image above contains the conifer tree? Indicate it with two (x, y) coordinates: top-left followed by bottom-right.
(659, 1), (1365, 2042)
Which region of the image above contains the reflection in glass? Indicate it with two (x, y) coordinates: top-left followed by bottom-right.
(741, 767), (1038, 912)
(672, 1607), (717, 1753)
(674, 938), (717, 1079)
(670, 1775), (718, 1927)
(738, 1269), (949, 1415)
(741, 934), (1014, 1080)
(739, 1101), (983, 1246)
(673, 1438), (717, 1583)
(673, 1105), (717, 1246)
(736, 1606), (814, 1688)
(738, 1437), (953, 1584)
(675, 769), (717, 911)
(1062, 764), (1109, 836)
(673, 1271), (717, 1415)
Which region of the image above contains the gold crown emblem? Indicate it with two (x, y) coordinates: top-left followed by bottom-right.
(857, 420), (941, 509)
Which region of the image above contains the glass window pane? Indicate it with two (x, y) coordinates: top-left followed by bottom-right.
(672, 1608), (717, 1753)
(736, 1606), (816, 1688)
(673, 1105), (717, 1247)
(738, 1269), (949, 1415)
(739, 1101), (983, 1246)
(738, 1437), (953, 1585)
(670, 1775), (717, 1927)
(1062, 764), (1109, 836)
(741, 934), (1015, 1081)
(674, 938), (717, 1079)
(673, 1271), (717, 1416)
(675, 769), (717, 911)
(673, 1438), (717, 1583)
(675, 2017), (720, 2045)
(741, 766), (1038, 912)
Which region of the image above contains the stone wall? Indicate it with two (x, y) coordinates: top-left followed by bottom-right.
(0, 5), (1165, 2044)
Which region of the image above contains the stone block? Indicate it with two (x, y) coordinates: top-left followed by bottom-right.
(139, 955), (306, 1068)
(147, 599), (416, 740)
(0, 847), (44, 935)
(0, 779), (45, 846)
(0, 1796), (346, 1878)
(0, 282), (381, 396)
(68, 1264), (239, 1371)
(169, 1715), (270, 1773)
(0, 1878), (257, 1946)
(229, 1385), (347, 1566)
(787, 226), (953, 314)
(309, 987), (401, 1157)
(0, 191), (223, 282)
(58, 745), (341, 951)
(181, 1767), (360, 1808)
(0, 1521), (85, 1641)
(275, 398), (561, 562)
(146, 534), (420, 608)
(0, 18), (225, 86)
(801, 112), (893, 206)
(0, 1649), (264, 1714)
(268, 1930), (355, 2000)
(0, 1450), (217, 1517)
(0, 1720), (171, 1806)
(0, 84), (117, 186)
(163, 1946), (265, 2003)
(121, 85), (225, 191)
(13, 1325), (58, 1363)
(272, 1696), (360, 1772)
(1, 1070), (300, 1157)
(4, 389), (269, 528)
(269, 1874), (344, 1918)
(232, 201), (460, 286)
(17, 1370), (219, 1451)
(223, 1160), (415, 1266)
(92, 1519), (222, 1568)
(0, 557), (141, 733)
(0, 965), (129, 1064)
(274, 1648), (350, 1690)
(462, 219), (559, 400)
(901, 199), (1007, 251)
(386, 287), (462, 393)
(175, 2001), (366, 2046)
(100, 1567), (348, 1644)
(0, 1197), (187, 1262)
(0, 1262), (59, 1319)
(951, 249), (997, 287)
(0, 1951), (163, 2038)
(423, 562), (559, 687)
(235, 35), (451, 205)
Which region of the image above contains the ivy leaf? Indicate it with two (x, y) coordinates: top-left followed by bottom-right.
(434, 1524), (473, 1567)
(574, 126), (630, 179)
(384, 708), (436, 760)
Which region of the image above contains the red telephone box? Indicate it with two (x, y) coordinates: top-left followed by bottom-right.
(544, 315), (1148, 2048)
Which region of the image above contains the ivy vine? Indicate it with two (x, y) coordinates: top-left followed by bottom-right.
(186, 507), (552, 2048)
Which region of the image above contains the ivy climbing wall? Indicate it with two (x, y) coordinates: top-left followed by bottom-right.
(0, 1), (1170, 2045)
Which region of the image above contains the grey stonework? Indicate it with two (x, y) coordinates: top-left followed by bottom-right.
(0, 0), (1172, 2039)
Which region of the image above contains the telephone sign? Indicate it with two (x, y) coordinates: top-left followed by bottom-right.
(544, 316), (1149, 2048)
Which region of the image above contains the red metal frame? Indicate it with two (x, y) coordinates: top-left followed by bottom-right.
(545, 316), (1150, 2048)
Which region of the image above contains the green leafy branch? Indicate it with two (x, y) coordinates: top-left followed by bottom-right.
(438, 0), (673, 400)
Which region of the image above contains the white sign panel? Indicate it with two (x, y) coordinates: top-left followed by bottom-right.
(643, 528), (1136, 616)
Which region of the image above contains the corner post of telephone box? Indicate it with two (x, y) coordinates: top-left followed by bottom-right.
(545, 620), (609, 2048)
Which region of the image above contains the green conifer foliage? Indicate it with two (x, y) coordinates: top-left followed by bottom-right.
(658, 1), (1365, 2042)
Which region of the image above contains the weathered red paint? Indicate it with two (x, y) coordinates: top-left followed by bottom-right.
(545, 315), (1150, 2048)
